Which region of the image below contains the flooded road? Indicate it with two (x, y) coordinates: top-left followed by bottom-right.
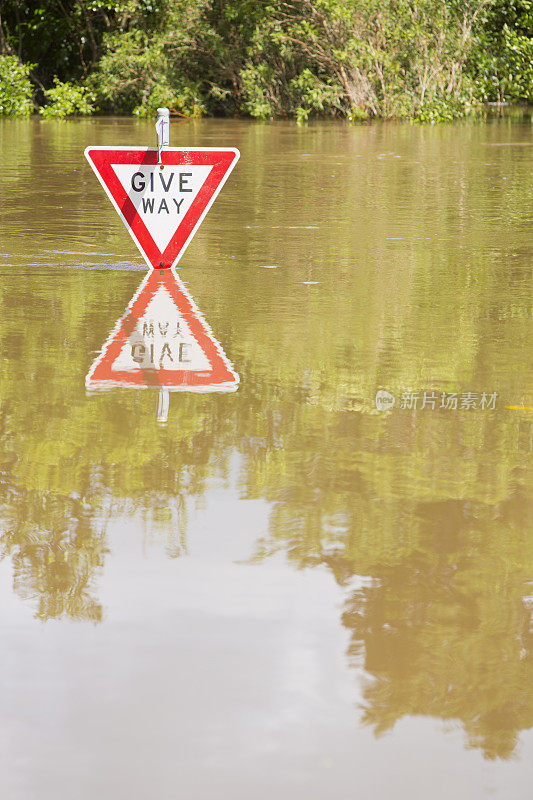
(0, 115), (531, 799)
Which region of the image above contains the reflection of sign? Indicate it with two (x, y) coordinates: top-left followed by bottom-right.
(84, 147), (239, 270)
(86, 269), (239, 392)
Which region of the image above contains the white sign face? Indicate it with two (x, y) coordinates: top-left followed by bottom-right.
(111, 164), (213, 252)
(112, 285), (211, 372)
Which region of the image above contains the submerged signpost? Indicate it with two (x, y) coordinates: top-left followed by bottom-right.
(84, 109), (240, 422)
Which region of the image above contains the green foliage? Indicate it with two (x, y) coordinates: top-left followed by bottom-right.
(40, 79), (96, 118)
(240, 63), (276, 119)
(233, 0), (505, 122)
(347, 105), (370, 122)
(292, 70), (343, 123)
(0, 1), (137, 88)
(238, 4), (347, 120)
(133, 82), (205, 117)
(89, 4), (213, 116)
(414, 95), (479, 123)
(0, 56), (33, 116)
(89, 28), (167, 114)
(0, 1), (531, 120)
(470, 0), (533, 103)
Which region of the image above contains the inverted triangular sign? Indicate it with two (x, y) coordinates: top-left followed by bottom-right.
(86, 268), (239, 392)
(84, 147), (240, 270)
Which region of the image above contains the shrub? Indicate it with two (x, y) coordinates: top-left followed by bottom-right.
(133, 82), (205, 118)
(469, 0), (533, 103)
(0, 55), (33, 116)
(40, 79), (96, 118)
(2, 0), (529, 122)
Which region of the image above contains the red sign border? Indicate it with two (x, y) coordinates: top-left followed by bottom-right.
(84, 146), (239, 271)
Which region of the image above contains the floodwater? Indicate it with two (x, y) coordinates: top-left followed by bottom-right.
(0, 114), (531, 799)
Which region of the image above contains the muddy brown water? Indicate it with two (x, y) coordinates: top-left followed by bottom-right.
(0, 115), (531, 799)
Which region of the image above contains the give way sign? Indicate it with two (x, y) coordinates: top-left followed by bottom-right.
(84, 146), (240, 270)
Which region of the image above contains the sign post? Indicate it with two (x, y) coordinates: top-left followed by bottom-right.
(156, 387), (170, 424)
(155, 108), (170, 422)
(155, 107), (170, 165)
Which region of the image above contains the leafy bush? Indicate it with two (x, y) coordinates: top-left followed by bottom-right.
(89, 29), (168, 115)
(1, 0), (531, 122)
(292, 70), (343, 123)
(133, 83), (205, 118)
(40, 79), (96, 118)
(0, 55), (33, 116)
(469, 0), (533, 103)
(90, 6), (212, 117)
(239, 4), (350, 120)
(237, 1), (490, 122)
(414, 94), (480, 124)
(239, 63), (276, 120)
